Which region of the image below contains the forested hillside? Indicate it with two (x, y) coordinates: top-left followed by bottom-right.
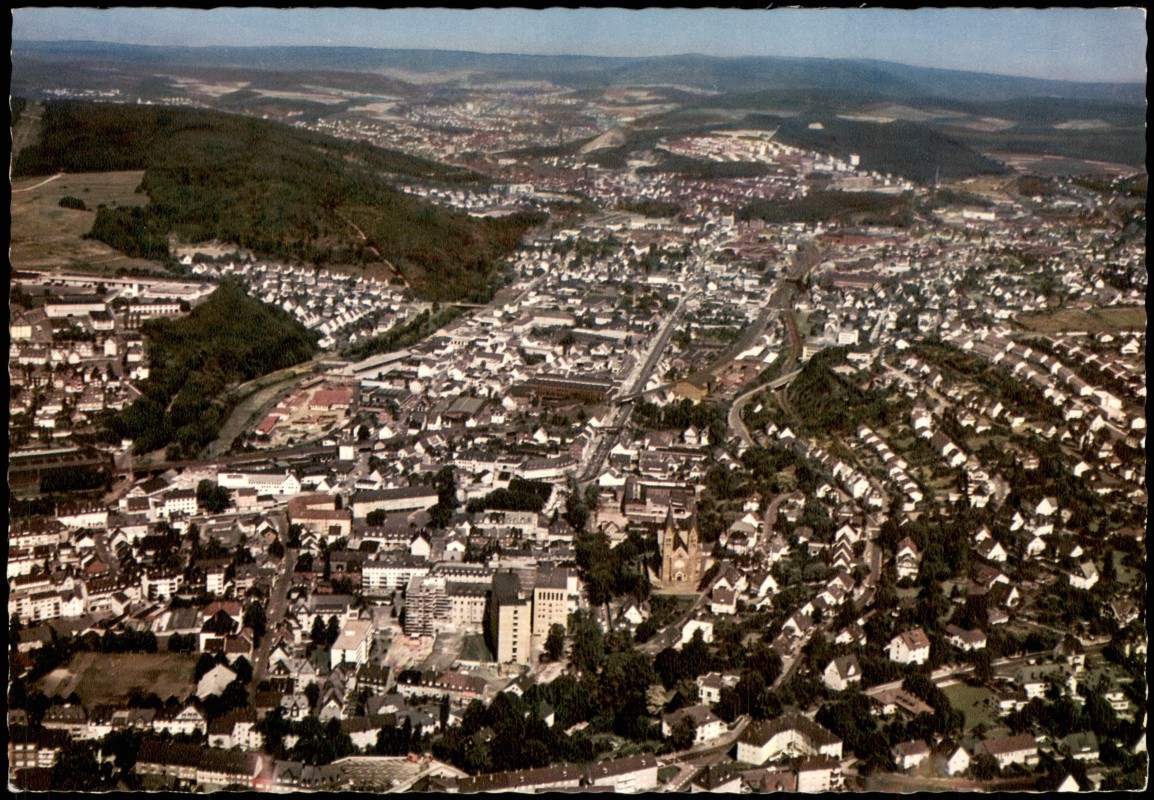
(12, 101), (543, 301)
(105, 280), (319, 458)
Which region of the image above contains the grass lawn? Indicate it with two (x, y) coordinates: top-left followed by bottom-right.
(940, 681), (997, 733)
(1112, 550), (1140, 586)
(458, 634), (494, 663)
(43, 652), (199, 705)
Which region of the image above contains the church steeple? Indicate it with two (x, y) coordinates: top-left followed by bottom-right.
(659, 503), (701, 593)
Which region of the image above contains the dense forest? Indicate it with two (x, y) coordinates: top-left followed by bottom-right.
(105, 280), (318, 458)
(739, 189), (913, 226)
(785, 348), (902, 435)
(637, 153), (776, 179)
(12, 101), (543, 302)
(769, 117), (1011, 183)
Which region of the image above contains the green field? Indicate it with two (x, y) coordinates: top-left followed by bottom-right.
(1112, 551), (1140, 586)
(41, 652), (199, 705)
(940, 681), (997, 732)
(1015, 305), (1145, 335)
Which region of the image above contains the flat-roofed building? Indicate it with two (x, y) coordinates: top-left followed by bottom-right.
(532, 565), (574, 637)
(331, 619), (374, 670)
(351, 487), (439, 519)
(489, 571), (531, 665)
(404, 575), (449, 638)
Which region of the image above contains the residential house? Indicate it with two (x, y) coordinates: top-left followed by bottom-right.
(978, 733), (1038, 768)
(661, 705), (725, 746)
(822, 655), (862, 692)
(887, 628), (931, 665)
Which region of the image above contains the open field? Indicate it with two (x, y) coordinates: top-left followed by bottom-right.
(988, 151), (1142, 177)
(459, 633), (495, 663)
(940, 681), (997, 732)
(39, 652), (199, 705)
(1014, 305), (1145, 335)
(10, 170), (167, 274)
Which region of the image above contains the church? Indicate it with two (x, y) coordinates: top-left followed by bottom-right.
(657, 507), (703, 594)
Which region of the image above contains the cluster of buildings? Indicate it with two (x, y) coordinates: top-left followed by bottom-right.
(9, 69), (1147, 794)
(188, 259), (410, 350)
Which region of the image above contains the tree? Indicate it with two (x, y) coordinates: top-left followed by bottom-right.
(244, 603), (267, 645)
(194, 652), (219, 681)
(544, 624), (566, 662)
(564, 482), (591, 532)
(304, 682), (321, 710)
(568, 611), (604, 674)
(197, 479), (231, 514)
(232, 656), (254, 685)
(669, 715), (697, 750)
(167, 632), (194, 653)
(310, 616), (327, 649)
(326, 616), (341, 649)
(971, 753), (1001, 779)
(10, 613), (22, 653)
(51, 740), (104, 790)
(601, 647), (658, 710)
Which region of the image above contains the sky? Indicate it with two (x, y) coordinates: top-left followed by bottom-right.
(11, 7), (1148, 83)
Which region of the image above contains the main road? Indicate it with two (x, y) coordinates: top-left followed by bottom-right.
(252, 547), (298, 683)
(578, 257), (705, 484)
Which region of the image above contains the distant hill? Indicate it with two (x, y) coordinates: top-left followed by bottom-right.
(13, 40), (1146, 104)
(12, 101), (543, 302)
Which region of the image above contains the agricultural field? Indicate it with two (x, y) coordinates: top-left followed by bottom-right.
(1014, 305), (1145, 335)
(9, 169), (167, 274)
(39, 651), (199, 705)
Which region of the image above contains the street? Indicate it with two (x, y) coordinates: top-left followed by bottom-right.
(253, 547), (298, 683)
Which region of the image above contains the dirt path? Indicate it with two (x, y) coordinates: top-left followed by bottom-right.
(55, 651), (96, 698)
(12, 172), (64, 193)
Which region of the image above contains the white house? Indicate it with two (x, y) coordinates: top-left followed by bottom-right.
(1067, 561), (1099, 590)
(895, 537), (921, 580)
(217, 470), (302, 496)
(661, 704), (725, 746)
(736, 715), (843, 766)
(679, 619), (714, 648)
(197, 663), (238, 699)
(944, 744), (971, 776)
(979, 733), (1038, 768)
(696, 672), (739, 705)
(887, 628), (931, 665)
(796, 755), (840, 793)
(893, 740), (931, 771)
(822, 655), (862, 692)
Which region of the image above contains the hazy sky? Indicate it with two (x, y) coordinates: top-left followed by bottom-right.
(11, 7), (1148, 83)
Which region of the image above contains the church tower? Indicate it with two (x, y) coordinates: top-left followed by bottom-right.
(659, 506), (701, 593)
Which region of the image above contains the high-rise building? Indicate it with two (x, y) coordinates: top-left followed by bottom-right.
(489, 570), (531, 665)
(404, 575), (448, 638)
(532, 565), (574, 637)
